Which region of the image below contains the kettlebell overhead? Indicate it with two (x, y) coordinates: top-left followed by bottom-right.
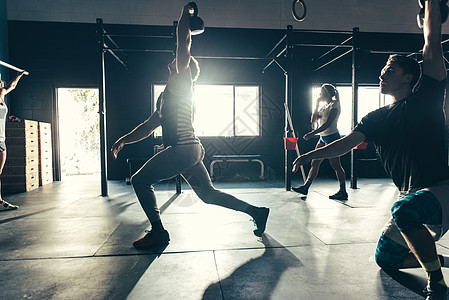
(417, 0), (449, 28)
(188, 1), (205, 35)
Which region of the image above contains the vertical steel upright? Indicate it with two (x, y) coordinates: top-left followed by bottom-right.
(173, 20), (182, 195)
(350, 27), (360, 189)
(96, 18), (108, 196)
(285, 25), (294, 191)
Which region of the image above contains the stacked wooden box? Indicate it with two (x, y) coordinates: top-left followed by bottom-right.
(2, 120), (40, 194)
(38, 122), (53, 186)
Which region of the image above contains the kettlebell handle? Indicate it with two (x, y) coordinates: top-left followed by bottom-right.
(188, 2), (199, 17)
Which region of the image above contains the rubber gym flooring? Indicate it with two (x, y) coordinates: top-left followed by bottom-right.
(1, 175), (448, 299)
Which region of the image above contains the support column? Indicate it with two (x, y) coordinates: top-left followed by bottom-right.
(97, 19), (108, 197)
(350, 27), (360, 189)
(285, 25), (294, 191)
(0, 0), (9, 81)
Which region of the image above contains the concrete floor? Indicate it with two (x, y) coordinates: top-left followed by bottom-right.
(1, 176), (449, 300)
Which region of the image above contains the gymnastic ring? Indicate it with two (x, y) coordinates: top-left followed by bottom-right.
(292, 0), (307, 22)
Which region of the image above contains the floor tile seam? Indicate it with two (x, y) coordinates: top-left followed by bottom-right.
(92, 221), (124, 256)
(437, 243), (449, 250)
(0, 252), (167, 262)
(309, 191), (358, 208)
(322, 241), (378, 246)
(301, 224), (328, 246)
(210, 244), (318, 253)
(0, 245), (315, 262)
(212, 250), (225, 300)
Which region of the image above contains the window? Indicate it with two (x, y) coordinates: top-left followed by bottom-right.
(311, 85), (393, 135)
(152, 84), (260, 137)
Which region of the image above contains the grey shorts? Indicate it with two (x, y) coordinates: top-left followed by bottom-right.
(0, 140), (6, 152)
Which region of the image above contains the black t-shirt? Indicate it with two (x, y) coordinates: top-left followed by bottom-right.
(354, 75), (449, 192)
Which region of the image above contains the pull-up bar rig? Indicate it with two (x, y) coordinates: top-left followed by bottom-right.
(262, 26), (358, 191)
(263, 25), (449, 191)
(96, 18), (280, 196)
(96, 18), (179, 196)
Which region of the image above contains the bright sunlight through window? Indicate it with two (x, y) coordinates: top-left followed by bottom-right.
(153, 84), (260, 137)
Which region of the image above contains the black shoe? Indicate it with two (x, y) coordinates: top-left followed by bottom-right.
(329, 190), (348, 201)
(133, 229), (170, 249)
(423, 282), (447, 300)
(252, 207), (269, 237)
(291, 185), (308, 195)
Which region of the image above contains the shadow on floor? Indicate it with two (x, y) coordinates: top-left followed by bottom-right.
(380, 269), (426, 298)
(109, 244), (169, 300)
(202, 234), (302, 300)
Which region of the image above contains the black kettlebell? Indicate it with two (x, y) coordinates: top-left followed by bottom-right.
(419, 0), (449, 7)
(188, 2), (205, 35)
(442, 3), (449, 23)
(417, 0), (449, 28)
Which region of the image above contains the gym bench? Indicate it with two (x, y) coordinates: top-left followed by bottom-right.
(209, 154), (264, 178)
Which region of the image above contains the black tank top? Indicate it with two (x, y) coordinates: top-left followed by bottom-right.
(157, 87), (199, 147)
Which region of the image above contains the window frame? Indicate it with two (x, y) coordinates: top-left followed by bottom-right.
(151, 82), (262, 138)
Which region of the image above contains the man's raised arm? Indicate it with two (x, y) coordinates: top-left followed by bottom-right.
(422, 0), (446, 80)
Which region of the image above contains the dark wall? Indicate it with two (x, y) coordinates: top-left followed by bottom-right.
(0, 0), (9, 81)
(8, 21), (429, 182)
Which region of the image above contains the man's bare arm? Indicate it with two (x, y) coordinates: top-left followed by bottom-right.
(111, 111), (161, 159)
(293, 131), (366, 172)
(422, 0), (446, 80)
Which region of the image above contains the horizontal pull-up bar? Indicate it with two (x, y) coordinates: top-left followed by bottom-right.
(371, 50), (415, 55)
(0, 60), (29, 75)
(289, 28), (353, 35)
(292, 43), (353, 48)
(194, 56), (270, 60)
(104, 48), (174, 53)
(105, 34), (173, 39)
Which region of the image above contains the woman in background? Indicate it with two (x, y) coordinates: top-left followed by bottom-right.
(292, 83), (348, 200)
(0, 71), (26, 211)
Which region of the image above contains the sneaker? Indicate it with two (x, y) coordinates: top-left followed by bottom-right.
(291, 185), (308, 195)
(0, 200), (19, 211)
(252, 207), (269, 237)
(133, 229), (170, 249)
(423, 282), (447, 300)
(329, 190), (348, 201)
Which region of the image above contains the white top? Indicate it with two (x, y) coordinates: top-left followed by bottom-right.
(318, 100), (340, 136)
(0, 104), (7, 142)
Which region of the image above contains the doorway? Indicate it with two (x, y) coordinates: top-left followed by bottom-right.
(57, 88), (100, 180)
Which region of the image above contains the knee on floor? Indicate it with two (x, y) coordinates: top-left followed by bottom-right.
(374, 251), (400, 270)
(374, 234), (408, 270)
